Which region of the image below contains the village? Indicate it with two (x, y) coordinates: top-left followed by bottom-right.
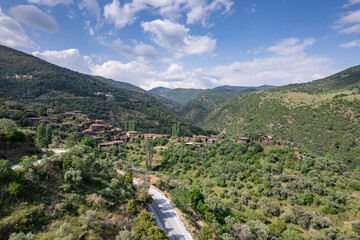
(6, 108), (307, 159)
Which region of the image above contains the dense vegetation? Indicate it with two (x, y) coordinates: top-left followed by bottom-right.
(0, 45), (204, 136)
(0, 142), (167, 239)
(203, 65), (360, 167)
(120, 139), (360, 240)
(0, 118), (40, 162)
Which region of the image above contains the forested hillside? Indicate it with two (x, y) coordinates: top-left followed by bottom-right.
(0, 45), (202, 135)
(203, 65), (360, 167)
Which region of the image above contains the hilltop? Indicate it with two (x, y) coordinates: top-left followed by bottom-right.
(149, 85), (275, 105)
(203, 65), (360, 166)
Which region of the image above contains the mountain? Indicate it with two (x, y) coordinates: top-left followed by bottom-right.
(0, 45), (205, 135)
(213, 84), (276, 91)
(179, 89), (255, 125)
(149, 87), (209, 105)
(92, 75), (147, 93)
(203, 65), (360, 166)
(149, 85), (277, 106)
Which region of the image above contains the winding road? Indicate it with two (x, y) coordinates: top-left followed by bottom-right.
(134, 179), (193, 240)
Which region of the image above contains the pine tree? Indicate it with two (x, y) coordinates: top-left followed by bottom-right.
(172, 122), (181, 137)
(45, 124), (52, 147)
(129, 120), (136, 131)
(144, 140), (153, 170)
(36, 123), (46, 147)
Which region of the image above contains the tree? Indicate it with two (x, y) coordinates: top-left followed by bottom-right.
(0, 159), (13, 179)
(233, 223), (252, 240)
(144, 140), (154, 170)
(129, 120), (136, 131)
(64, 168), (82, 186)
(172, 122), (181, 137)
(81, 136), (96, 148)
(125, 171), (133, 186)
(0, 118), (17, 132)
(36, 123), (46, 147)
(45, 124), (52, 147)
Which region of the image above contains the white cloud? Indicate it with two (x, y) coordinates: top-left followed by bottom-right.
(142, 19), (216, 58)
(339, 39), (360, 48)
(78, 0), (101, 20)
(104, 0), (138, 28)
(27, 0), (73, 6)
(103, 38), (159, 58)
(267, 38), (316, 56)
(31, 38), (336, 90)
(104, 0), (234, 28)
(32, 49), (93, 73)
(10, 5), (58, 33)
(0, 7), (37, 49)
(343, 0), (360, 8)
(92, 58), (152, 87)
(336, 9), (360, 34)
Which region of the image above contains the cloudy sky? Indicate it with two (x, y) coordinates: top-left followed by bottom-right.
(0, 0), (359, 89)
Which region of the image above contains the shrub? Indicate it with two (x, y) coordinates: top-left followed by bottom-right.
(259, 199), (280, 217)
(198, 226), (213, 240)
(8, 181), (21, 196)
(116, 230), (136, 240)
(0, 159), (13, 179)
(352, 221), (360, 235)
(269, 219), (287, 237)
(128, 200), (137, 215)
(79, 210), (97, 228)
(8, 232), (35, 240)
(64, 168), (82, 186)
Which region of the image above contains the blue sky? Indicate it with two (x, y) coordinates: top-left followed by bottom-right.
(0, 0), (359, 89)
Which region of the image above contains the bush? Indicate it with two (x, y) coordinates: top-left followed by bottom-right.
(281, 228), (305, 240)
(64, 168), (82, 186)
(128, 200), (137, 215)
(269, 219), (287, 237)
(116, 230), (136, 240)
(8, 181), (21, 196)
(259, 199), (280, 217)
(79, 210), (97, 228)
(352, 221), (360, 235)
(0, 159), (13, 179)
(55, 222), (76, 239)
(198, 226), (213, 240)
(8, 232), (35, 240)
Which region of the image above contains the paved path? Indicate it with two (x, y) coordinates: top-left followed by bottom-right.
(134, 179), (193, 240)
(11, 149), (68, 169)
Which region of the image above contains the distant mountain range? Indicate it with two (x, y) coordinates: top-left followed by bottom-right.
(149, 85), (276, 105)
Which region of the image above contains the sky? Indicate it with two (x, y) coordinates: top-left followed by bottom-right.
(0, 0), (360, 90)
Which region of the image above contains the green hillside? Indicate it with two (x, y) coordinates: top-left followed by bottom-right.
(179, 89), (254, 124)
(203, 65), (360, 166)
(0, 45), (203, 135)
(149, 87), (209, 105)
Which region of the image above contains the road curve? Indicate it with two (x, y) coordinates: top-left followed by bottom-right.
(11, 149), (68, 169)
(134, 180), (193, 240)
